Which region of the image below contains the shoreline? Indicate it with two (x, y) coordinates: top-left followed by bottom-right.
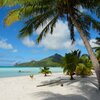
(0, 73), (100, 100)
(0, 67), (63, 78)
(0, 72), (62, 79)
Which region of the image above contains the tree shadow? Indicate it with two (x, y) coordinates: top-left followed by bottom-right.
(37, 76), (98, 88)
(33, 92), (88, 100)
(34, 74), (100, 100)
(33, 83), (100, 100)
(31, 74), (100, 100)
(37, 75), (79, 87)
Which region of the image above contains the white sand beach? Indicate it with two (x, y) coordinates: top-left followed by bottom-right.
(0, 73), (100, 100)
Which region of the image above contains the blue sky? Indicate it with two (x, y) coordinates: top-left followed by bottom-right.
(0, 7), (99, 66)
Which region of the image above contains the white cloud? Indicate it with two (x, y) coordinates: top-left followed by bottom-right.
(90, 39), (99, 48)
(64, 40), (77, 50)
(75, 39), (99, 48)
(12, 49), (18, 53)
(36, 20), (99, 51)
(36, 20), (76, 50)
(0, 38), (18, 53)
(0, 39), (13, 49)
(22, 37), (35, 47)
(77, 39), (84, 46)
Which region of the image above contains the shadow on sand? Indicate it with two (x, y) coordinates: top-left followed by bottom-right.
(34, 92), (88, 100)
(32, 85), (100, 100)
(34, 76), (100, 100)
(37, 76), (98, 88)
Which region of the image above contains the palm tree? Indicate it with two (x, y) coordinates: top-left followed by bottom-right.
(40, 67), (52, 76)
(62, 50), (80, 80)
(0, 0), (100, 89)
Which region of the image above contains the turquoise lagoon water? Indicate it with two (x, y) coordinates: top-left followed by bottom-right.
(0, 66), (63, 78)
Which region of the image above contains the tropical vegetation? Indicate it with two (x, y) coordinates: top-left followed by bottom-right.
(62, 50), (93, 79)
(62, 50), (80, 80)
(76, 64), (92, 77)
(76, 54), (93, 77)
(40, 66), (52, 76)
(0, 0), (100, 89)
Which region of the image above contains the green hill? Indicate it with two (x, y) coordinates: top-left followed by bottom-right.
(15, 53), (63, 67)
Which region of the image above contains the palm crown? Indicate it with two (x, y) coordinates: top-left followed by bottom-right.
(40, 66), (52, 76)
(0, 0), (100, 43)
(62, 50), (81, 79)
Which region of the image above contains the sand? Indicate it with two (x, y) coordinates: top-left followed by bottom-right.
(0, 73), (100, 100)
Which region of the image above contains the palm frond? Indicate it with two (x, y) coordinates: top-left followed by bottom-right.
(4, 9), (20, 26)
(0, 0), (37, 6)
(1, 0), (100, 45)
(37, 15), (58, 43)
(67, 16), (75, 44)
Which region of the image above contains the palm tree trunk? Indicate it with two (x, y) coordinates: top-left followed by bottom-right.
(70, 74), (74, 80)
(71, 17), (100, 89)
(45, 73), (47, 76)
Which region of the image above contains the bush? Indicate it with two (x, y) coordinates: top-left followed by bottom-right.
(75, 64), (92, 77)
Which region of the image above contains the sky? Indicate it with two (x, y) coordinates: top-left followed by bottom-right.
(0, 7), (99, 66)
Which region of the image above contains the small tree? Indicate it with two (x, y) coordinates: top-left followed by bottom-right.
(62, 50), (80, 80)
(40, 67), (52, 76)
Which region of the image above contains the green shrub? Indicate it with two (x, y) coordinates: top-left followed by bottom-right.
(76, 63), (92, 77)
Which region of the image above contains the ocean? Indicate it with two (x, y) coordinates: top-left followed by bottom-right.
(0, 66), (63, 78)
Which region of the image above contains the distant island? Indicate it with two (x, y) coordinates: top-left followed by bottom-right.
(15, 53), (63, 67)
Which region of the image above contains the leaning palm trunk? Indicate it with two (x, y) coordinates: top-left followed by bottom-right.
(71, 17), (100, 89)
